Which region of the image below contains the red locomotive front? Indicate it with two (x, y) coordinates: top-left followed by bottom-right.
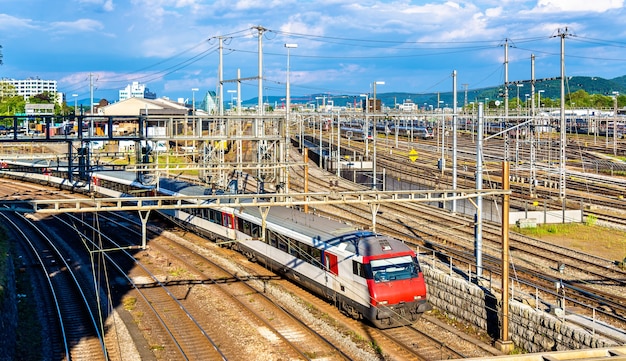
(365, 254), (431, 328)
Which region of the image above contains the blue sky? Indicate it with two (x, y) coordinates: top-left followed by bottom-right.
(2, 0), (626, 104)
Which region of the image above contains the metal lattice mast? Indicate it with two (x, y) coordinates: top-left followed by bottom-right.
(557, 28), (569, 200)
(452, 70), (458, 213)
(254, 26), (267, 184)
(530, 54), (537, 197)
(504, 39), (509, 162)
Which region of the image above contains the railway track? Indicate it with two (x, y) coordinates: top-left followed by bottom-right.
(290, 155), (626, 342)
(103, 209), (490, 360)
(59, 211), (232, 360)
(1, 211), (109, 361)
(96, 211), (356, 360)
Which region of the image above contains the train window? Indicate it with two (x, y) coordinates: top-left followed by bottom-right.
(289, 241), (298, 257)
(300, 244), (313, 263)
(278, 239), (288, 252)
(268, 230), (277, 247)
(311, 248), (322, 267)
(210, 210), (221, 224)
(370, 256), (417, 283)
(251, 224), (260, 239)
(238, 218), (247, 233)
(352, 260), (365, 278)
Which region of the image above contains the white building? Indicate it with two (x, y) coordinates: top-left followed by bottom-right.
(119, 81), (156, 101)
(1, 77), (57, 99)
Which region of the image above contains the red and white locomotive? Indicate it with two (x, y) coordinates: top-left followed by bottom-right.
(87, 171), (432, 328)
(158, 197), (431, 328)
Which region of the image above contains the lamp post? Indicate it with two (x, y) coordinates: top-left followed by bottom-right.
(191, 88), (199, 115)
(372, 81), (384, 190)
(72, 94), (78, 115)
(284, 43), (297, 194)
(360, 93), (369, 157)
(285, 43), (297, 119)
(516, 84), (524, 111)
(537, 90), (545, 110)
(525, 94), (530, 116)
(613, 91), (619, 155)
(227, 90), (237, 112)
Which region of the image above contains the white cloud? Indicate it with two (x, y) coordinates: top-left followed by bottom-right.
(50, 19), (105, 34)
(534, 0), (623, 13)
(78, 0), (115, 12)
(0, 14), (38, 31)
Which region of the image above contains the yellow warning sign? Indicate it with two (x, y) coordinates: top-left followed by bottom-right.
(408, 149), (418, 162)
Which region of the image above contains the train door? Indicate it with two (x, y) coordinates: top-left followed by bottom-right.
(222, 213), (234, 229)
(323, 252), (343, 301)
(324, 252), (338, 275)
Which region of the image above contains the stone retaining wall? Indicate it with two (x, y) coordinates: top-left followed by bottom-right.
(423, 265), (618, 353)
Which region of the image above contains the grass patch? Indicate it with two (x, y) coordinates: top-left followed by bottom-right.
(167, 267), (186, 277)
(513, 222), (626, 261)
(123, 296), (137, 311)
(512, 223), (575, 237)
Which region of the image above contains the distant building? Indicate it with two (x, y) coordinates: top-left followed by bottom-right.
(119, 81), (157, 101)
(99, 97), (188, 116)
(1, 77), (57, 100)
(25, 103), (55, 116)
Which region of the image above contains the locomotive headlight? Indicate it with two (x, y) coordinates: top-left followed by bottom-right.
(379, 300), (388, 305)
(414, 295), (422, 300)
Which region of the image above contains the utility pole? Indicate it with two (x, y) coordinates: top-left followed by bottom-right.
(89, 73), (94, 116)
(254, 25), (267, 184)
(255, 25), (266, 115)
(503, 39), (510, 162)
(452, 70), (458, 213)
(530, 54), (537, 197)
(462, 83), (469, 108)
(218, 37), (224, 116)
(555, 28), (570, 202)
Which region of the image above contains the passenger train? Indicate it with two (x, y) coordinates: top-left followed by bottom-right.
(0, 163), (432, 328)
(343, 123), (434, 142)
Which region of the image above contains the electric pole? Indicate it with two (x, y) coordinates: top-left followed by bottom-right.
(555, 28), (570, 202)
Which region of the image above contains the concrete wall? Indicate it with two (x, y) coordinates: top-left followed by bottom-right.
(509, 210), (583, 225)
(423, 264), (617, 353)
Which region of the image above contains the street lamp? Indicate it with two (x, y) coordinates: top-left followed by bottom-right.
(516, 84), (524, 110)
(227, 90), (237, 112)
(613, 91), (619, 155)
(537, 90), (545, 110)
(359, 93), (369, 158)
(373, 81), (384, 113)
(285, 43), (297, 119)
(191, 88), (199, 115)
(525, 94), (530, 115)
(372, 81), (384, 190)
(284, 43), (297, 194)
(72, 94), (78, 115)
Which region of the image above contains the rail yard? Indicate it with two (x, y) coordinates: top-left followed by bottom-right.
(0, 112), (625, 361)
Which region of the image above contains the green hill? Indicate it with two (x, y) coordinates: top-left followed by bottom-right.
(242, 75), (626, 110)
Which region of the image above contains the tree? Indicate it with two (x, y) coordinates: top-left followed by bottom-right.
(0, 95), (25, 115)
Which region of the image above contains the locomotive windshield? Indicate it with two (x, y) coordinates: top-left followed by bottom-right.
(368, 255), (420, 282)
